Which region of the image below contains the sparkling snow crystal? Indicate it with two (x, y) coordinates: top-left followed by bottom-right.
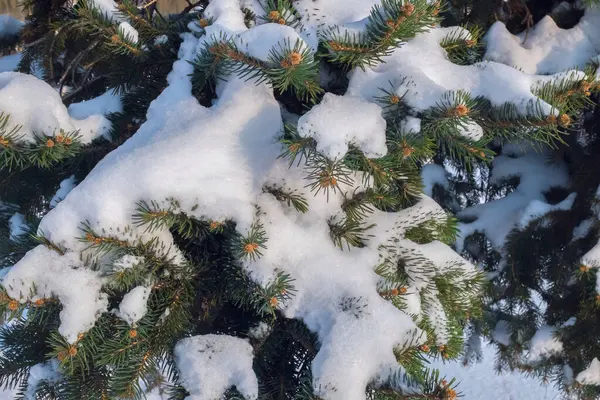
(174, 335), (258, 400)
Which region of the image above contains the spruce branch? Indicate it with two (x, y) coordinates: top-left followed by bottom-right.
(191, 35), (322, 102)
(328, 215), (375, 250)
(440, 25), (484, 66)
(322, 0), (442, 69)
(263, 184), (309, 213)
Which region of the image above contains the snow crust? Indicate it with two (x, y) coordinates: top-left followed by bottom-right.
(485, 5), (600, 74)
(297, 93), (387, 159)
(174, 335), (258, 400)
(0, 73), (120, 143)
(576, 358), (600, 385)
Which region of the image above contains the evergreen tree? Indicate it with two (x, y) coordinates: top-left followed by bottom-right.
(0, 0), (597, 399)
(439, 1), (600, 399)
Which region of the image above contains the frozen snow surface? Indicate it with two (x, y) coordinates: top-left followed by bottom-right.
(174, 335), (258, 400)
(485, 5), (600, 74)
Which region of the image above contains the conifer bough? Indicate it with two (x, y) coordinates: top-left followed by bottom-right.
(0, 0), (598, 399)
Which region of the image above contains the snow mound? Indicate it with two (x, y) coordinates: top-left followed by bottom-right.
(484, 5), (600, 74)
(0, 73), (120, 143)
(116, 285), (151, 326)
(528, 325), (563, 362)
(346, 26), (585, 115)
(174, 335), (258, 400)
(297, 93), (387, 159)
(576, 358), (600, 385)
(1, 246), (108, 343)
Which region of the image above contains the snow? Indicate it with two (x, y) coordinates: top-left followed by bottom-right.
(8, 212), (26, 238)
(518, 192), (576, 229)
(576, 358), (600, 385)
(458, 119), (484, 141)
(89, 0), (120, 21)
(118, 21), (139, 44)
(297, 93), (388, 159)
(294, 0), (379, 29)
(0, 15), (23, 37)
(50, 176), (77, 208)
(346, 26), (586, 115)
(116, 285), (151, 326)
(572, 218), (594, 241)
(421, 164), (448, 197)
(113, 254), (145, 271)
(0, 53), (21, 73)
(432, 341), (562, 400)
(174, 335), (258, 400)
(1, 246), (108, 343)
(67, 89), (122, 141)
(492, 320), (511, 346)
(484, 5), (600, 74)
(235, 23), (312, 60)
(1, 22), (481, 400)
(0, 73), (120, 144)
(23, 361), (60, 399)
(248, 321), (271, 340)
(528, 325), (563, 362)
(400, 116), (421, 133)
(457, 144), (570, 251)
